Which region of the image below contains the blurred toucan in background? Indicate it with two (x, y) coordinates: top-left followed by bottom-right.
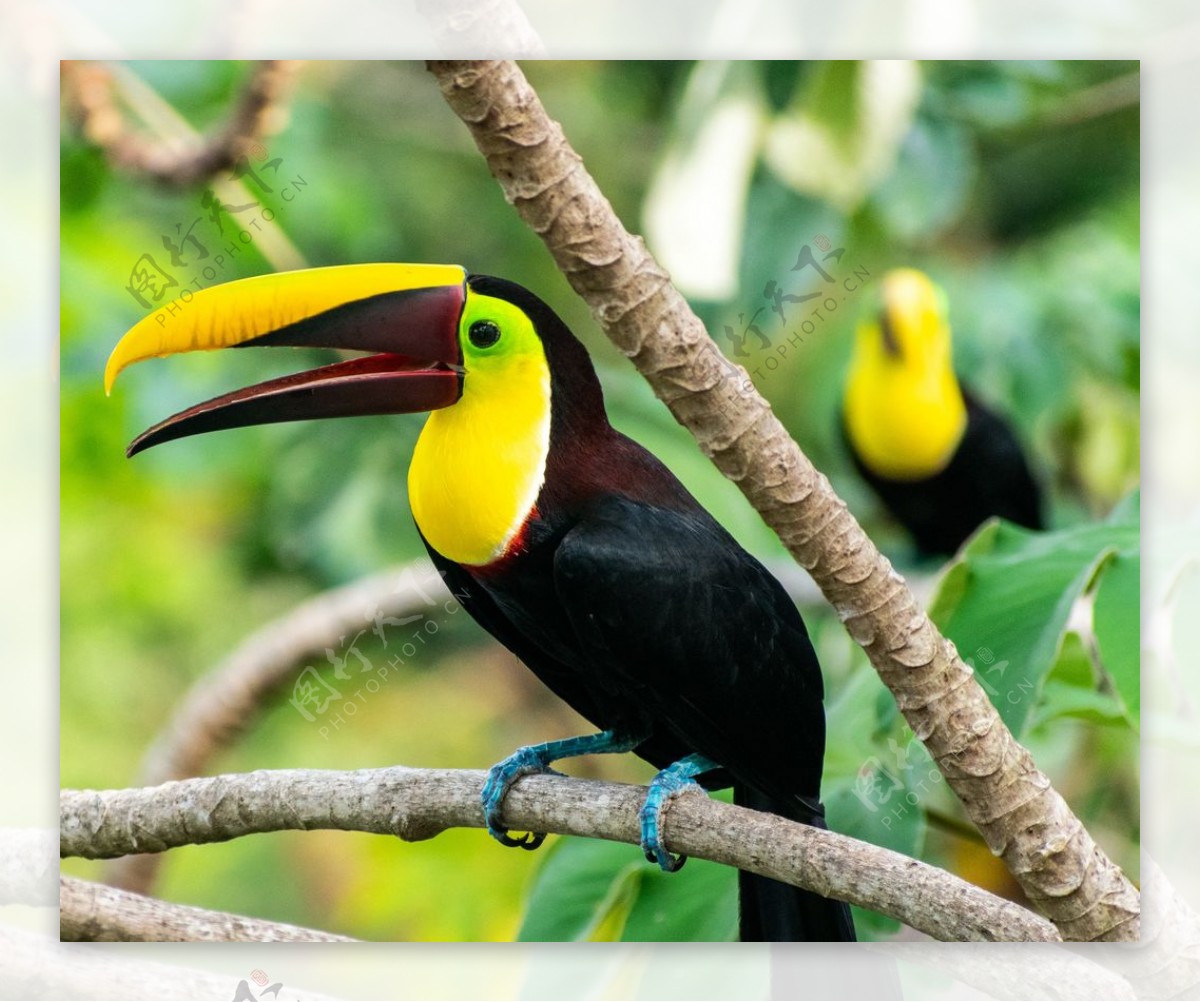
(106, 263), (855, 942)
(843, 268), (1043, 557)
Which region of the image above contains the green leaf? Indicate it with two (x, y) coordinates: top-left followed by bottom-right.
(619, 857), (739, 942)
(868, 114), (976, 242)
(1093, 549), (1140, 719)
(929, 513), (1138, 738)
(1030, 631), (1129, 731)
(517, 837), (642, 941)
(517, 835), (737, 942)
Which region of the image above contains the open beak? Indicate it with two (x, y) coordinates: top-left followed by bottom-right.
(105, 264), (468, 456)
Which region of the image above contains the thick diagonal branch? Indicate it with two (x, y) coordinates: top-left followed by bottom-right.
(424, 59), (1139, 941)
(62, 767), (1058, 943)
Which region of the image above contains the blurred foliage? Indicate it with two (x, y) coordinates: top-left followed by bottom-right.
(61, 60), (1138, 941)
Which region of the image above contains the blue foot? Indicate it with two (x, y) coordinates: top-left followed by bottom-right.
(482, 729), (643, 851)
(481, 745), (559, 849)
(639, 753), (721, 872)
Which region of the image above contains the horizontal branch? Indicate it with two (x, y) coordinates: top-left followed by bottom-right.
(60, 876), (354, 943)
(62, 766), (1058, 942)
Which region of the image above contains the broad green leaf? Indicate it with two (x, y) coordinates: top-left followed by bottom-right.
(822, 665), (890, 782)
(517, 837), (642, 941)
(1029, 631), (1130, 731)
(517, 834), (737, 942)
(868, 114), (976, 241)
(619, 856), (738, 942)
(929, 513), (1138, 737)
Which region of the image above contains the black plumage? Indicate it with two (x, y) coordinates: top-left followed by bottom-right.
(846, 390), (1043, 557)
(426, 277), (854, 941)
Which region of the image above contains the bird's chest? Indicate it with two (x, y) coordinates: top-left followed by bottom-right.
(843, 369), (967, 480)
(407, 369), (551, 567)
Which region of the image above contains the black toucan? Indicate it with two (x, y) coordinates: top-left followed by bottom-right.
(843, 268), (1043, 557)
(105, 263), (855, 942)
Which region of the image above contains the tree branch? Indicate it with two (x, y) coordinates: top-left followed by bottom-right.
(105, 561), (449, 895)
(423, 58), (1139, 942)
(60, 875), (354, 943)
(62, 766), (1058, 942)
(62, 60), (301, 188)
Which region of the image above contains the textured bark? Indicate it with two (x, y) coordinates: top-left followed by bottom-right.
(62, 60), (301, 188)
(62, 767), (1058, 943)
(105, 561), (449, 895)
(60, 875), (354, 943)
(424, 59), (1140, 941)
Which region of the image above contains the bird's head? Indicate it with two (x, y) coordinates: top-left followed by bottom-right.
(105, 264), (599, 457)
(853, 267), (953, 372)
(843, 268), (966, 481)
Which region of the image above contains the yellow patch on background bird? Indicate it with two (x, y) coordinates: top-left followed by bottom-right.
(408, 290), (552, 566)
(843, 269), (967, 480)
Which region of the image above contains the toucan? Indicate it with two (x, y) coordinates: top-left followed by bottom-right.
(843, 268), (1043, 557)
(105, 263), (855, 942)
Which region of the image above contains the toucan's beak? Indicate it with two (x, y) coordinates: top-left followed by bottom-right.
(877, 307), (901, 358)
(105, 264), (468, 456)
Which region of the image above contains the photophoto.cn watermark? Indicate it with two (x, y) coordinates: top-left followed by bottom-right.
(123, 143), (310, 319)
(287, 560), (470, 739)
(719, 233), (872, 385)
(853, 645), (1033, 831)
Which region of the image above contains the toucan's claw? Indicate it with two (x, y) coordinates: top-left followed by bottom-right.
(638, 753), (719, 873)
(481, 745), (559, 850)
(480, 729), (645, 853)
(639, 779), (692, 873)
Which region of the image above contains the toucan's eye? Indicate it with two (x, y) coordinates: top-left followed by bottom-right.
(469, 319), (502, 349)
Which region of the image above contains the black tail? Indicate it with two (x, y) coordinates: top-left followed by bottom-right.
(734, 784), (856, 942)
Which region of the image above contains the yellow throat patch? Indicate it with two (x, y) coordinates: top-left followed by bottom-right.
(843, 269), (967, 481)
(408, 290), (552, 566)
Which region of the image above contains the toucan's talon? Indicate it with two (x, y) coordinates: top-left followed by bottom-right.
(481, 745), (557, 851)
(520, 831), (547, 851)
(480, 731), (644, 853)
(643, 844), (688, 872)
(638, 753), (718, 873)
(488, 826), (546, 849)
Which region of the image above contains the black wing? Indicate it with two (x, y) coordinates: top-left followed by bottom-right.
(552, 495), (827, 804)
(421, 535), (695, 773)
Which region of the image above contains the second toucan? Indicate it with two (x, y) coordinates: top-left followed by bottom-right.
(843, 268), (1043, 556)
